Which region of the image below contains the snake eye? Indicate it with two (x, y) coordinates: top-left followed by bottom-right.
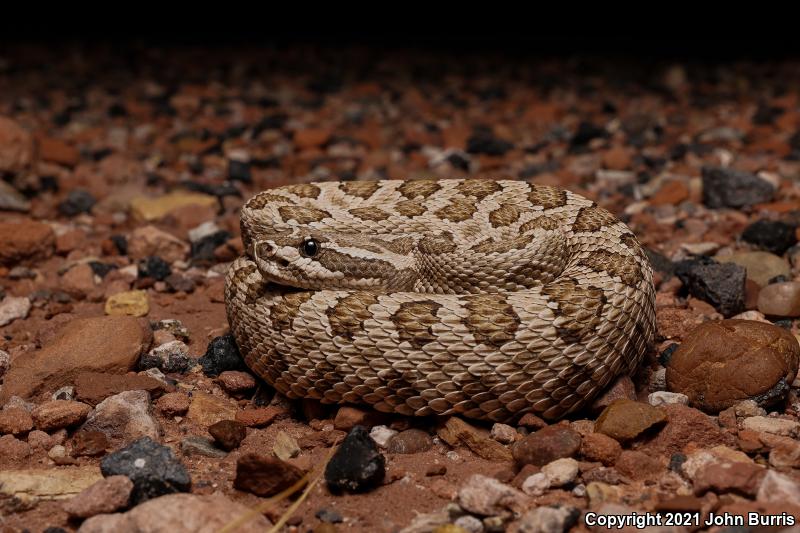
(300, 238), (319, 258)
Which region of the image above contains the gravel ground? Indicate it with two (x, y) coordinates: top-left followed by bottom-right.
(2, 45), (800, 533)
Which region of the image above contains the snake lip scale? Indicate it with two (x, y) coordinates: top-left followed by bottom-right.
(225, 178), (657, 423)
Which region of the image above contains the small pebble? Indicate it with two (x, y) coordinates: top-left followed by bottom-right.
(648, 391), (689, 406)
(758, 282), (800, 317)
(490, 423), (518, 444)
(208, 419), (247, 451)
(369, 425), (398, 449)
(325, 426), (385, 493)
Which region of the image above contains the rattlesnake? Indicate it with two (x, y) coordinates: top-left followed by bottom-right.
(224, 179), (656, 422)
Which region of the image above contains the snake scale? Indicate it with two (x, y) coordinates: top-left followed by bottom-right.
(224, 178), (656, 422)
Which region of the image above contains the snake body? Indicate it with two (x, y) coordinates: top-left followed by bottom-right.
(225, 179), (656, 422)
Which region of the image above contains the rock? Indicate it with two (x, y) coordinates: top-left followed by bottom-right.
(457, 474), (526, 516)
(294, 128), (333, 149)
(514, 505), (580, 533)
(273, 430), (301, 460)
(647, 391), (689, 406)
(0, 220), (54, 266)
(80, 390), (160, 446)
(756, 470), (800, 506)
(0, 316), (151, 402)
(130, 192), (218, 222)
(585, 481), (622, 507)
(742, 220), (797, 255)
(639, 404), (734, 456)
(180, 436), (227, 458)
(741, 416), (800, 437)
(453, 515), (483, 533)
(155, 392), (190, 416)
(235, 406), (286, 427)
(75, 372), (167, 406)
(0, 407), (33, 436)
(0, 349), (8, 380)
(72, 430), (110, 457)
(0, 434), (31, 464)
(0, 296), (31, 326)
(693, 459), (765, 497)
(467, 130), (513, 156)
(153, 319), (190, 342)
(325, 425), (385, 493)
(438, 417), (514, 462)
(31, 400), (92, 431)
(333, 406), (387, 431)
(369, 426), (398, 448)
(717, 251), (791, 287)
(734, 399), (766, 417)
(541, 458), (579, 487)
(590, 375), (637, 413)
(0, 466), (101, 505)
(387, 429), (434, 454)
(105, 290), (149, 317)
(0, 180), (30, 212)
(579, 432), (621, 466)
(208, 419), (246, 451)
(100, 437), (191, 505)
(61, 263), (98, 299)
(233, 453), (304, 496)
(140, 340), (191, 373)
(491, 423), (518, 444)
(315, 507), (343, 523)
(137, 255), (171, 281)
(216, 370), (256, 395)
(666, 320), (800, 412)
(701, 166), (775, 208)
(0, 116), (33, 173)
(674, 256), (745, 316)
(521, 472), (550, 496)
(127, 225), (189, 263)
(59, 190), (96, 216)
(77, 493), (272, 533)
(614, 450), (666, 481)
(758, 282), (800, 317)
(512, 425), (581, 467)
(594, 399), (667, 442)
(38, 136), (79, 167)
(198, 334), (246, 376)
(62, 475), (133, 518)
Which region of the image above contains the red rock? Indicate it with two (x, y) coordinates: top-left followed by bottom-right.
(0, 434), (31, 465)
(31, 400), (92, 431)
(650, 180), (690, 206)
(186, 392), (238, 427)
(71, 430), (110, 457)
(512, 425), (581, 467)
(216, 371), (257, 395)
(79, 390), (160, 447)
(594, 399), (667, 442)
(235, 406), (286, 428)
(233, 453), (305, 496)
(693, 460), (766, 497)
(55, 229), (87, 254)
(155, 392), (191, 416)
(590, 376), (637, 413)
(74, 372), (167, 406)
(639, 404), (735, 456)
(437, 417), (514, 462)
(127, 225), (189, 263)
(0, 116), (34, 174)
(517, 413), (548, 430)
(602, 146), (633, 170)
(294, 128), (332, 149)
(579, 432), (622, 466)
(333, 406), (387, 431)
(0, 221), (55, 266)
(62, 475), (133, 518)
(386, 429), (434, 454)
(61, 263), (98, 299)
(614, 450), (666, 481)
(208, 419), (247, 451)
(37, 136), (80, 167)
(0, 316), (152, 402)
(0, 407), (34, 436)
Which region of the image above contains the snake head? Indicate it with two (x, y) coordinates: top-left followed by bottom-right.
(250, 230), (419, 291)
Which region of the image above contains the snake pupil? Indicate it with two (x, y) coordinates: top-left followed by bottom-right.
(301, 238), (319, 257)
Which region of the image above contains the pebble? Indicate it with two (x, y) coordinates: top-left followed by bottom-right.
(186, 392), (238, 427)
(127, 225), (189, 263)
(521, 472), (550, 496)
(0, 434), (31, 463)
(155, 392), (191, 416)
(198, 334), (246, 376)
(58, 190), (95, 216)
(0, 296), (31, 326)
(0, 180), (29, 212)
(734, 399), (766, 417)
(153, 318), (190, 342)
(741, 219), (797, 255)
(325, 425), (385, 493)
(77, 493), (271, 532)
(692, 459), (765, 497)
(273, 430), (301, 460)
(31, 400), (92, 431)
(514, 505), (580, 533)
(453, 515), (484, 533)
(180, 436), (227, 458)
(130, 192), (217, 222)
(0, 220), (55, 266)
(235, 406), (286, 427)
(100, 436), (191, 505)
(578, 432), (621, 466)
(61, 263), (98, 299)
(387, 429), (434, 454)
(490, 423), (518, 444)
(541, 457), (579, 487)
(756, 470), (800, 506)
(38, 135), (79, 167)
(438, 417), (513, 462)
(614, 450), (666, 481)
(62, 475), (133, 518)
(208, 419), (246, 451)
(0, 116), (34, 174)
(0, 349), (8, 380)
(369, 425), (398, 448)
(457, 474), (526, 516)
(594, 399), (667, 442)
(590, 375), (637, 413)
(666, 319), (800, 412)
(216, 370), (257, 395)
(647, 391), (690, 406)
(758, 282), (800, 317)
(233, 453), (304, 496)
(741, 415), (800, 437)
(333, 406), (387, 431)
(0, 407), (34, 435)
(0, 316), (151, 402)
(72, 430), (110, 457)
(674, 256), (745, 316)
(0, 466), (101, 504)
(316, 508), (344, 523)
(140, 340), (192, 373)
(80, 390), (160, 446)
(74, 372), (167, 406)
(512, 425), (581, 467)
(717, 251), (791, 287)
(701, 166), (775, 208)
(637, 404), (734, 456)
(137, 256), (171, 281)
(105, 290), (150, 317)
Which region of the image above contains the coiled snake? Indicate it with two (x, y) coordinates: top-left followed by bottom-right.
(225, 179), (656, 422)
